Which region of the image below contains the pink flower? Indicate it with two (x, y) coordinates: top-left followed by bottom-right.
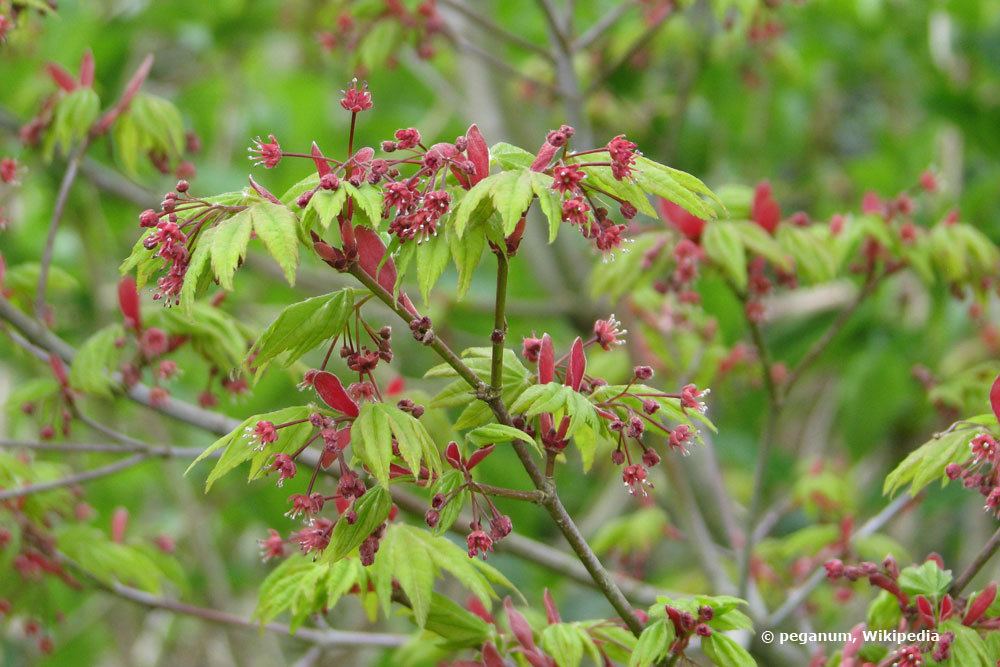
(467, 526), (494, 559)
(606, 135), (638, 180)
(669, 424), (693, 453)
(249, 134), (281, 169)
(340, 79), (373, 113)
(271, 453), (297, 486)
(622, 464), (651, 495)
(551, 165), (586, 194)
(245, 420), (278, 451)
(291, 518), (334, 555)
(287, 493), (325, 519)
(752, 181), (781, 233)
(561, 197), (590, 225)
(522, 336), (543, 362)
(259, 528), (285, 561)
(139, 327), (169, 357)
(593, 314), (627, 350)
(0, 157), (18, 184)
(970, 433), (997, 463)
(393, 128), (421, 149)
(489, 514), (512, 541)
(680, 384), (709, 413)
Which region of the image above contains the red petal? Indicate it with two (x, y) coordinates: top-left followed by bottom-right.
(310, 142), (331, 177)
(658, 198), (705, 242)
(110, 507), (128, 543)
(963, 582), (996, 626)
(45, 63), (78, 92)
(538, 334), (554, 384)
(248, 175), (281, 204)
(354, 226), (397, 294)
(312, 371), (359, 417)
(78, 50), (95, 87)
(940, 594), (954, 620)
(503, 597), (536, 651)
(118, 276), (142, 332)
(466, 445), (495, 470)
(465, 124), (490, 185)
(566, 337), (586, 391)
(530, 142), (557, 172)
(481, 642), (504, 667)
(445, 441), (464, 470)
(49, 355), (69, 386)
(467, 596), (495, 623)
(449, 164), (471, 190)
(990, 375), (1000, 424)
(542, 589), (561, 624)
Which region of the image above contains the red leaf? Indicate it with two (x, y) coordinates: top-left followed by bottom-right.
(445, 441), (464, 470)
(658, 198), (705, 242)
(310, 142), (332, 177)
(110, 507), (128, 543)
(467, 596), (495, 623)
(963, 582), (996, 626)
(466, 124), (489, 185)
(49, 355), (69, 387)
(915, 595), (935, 626)
(566, 337), (586, 391)
(78, 50), (95, 88)
(990, 375), (1000, 424)
(503, 597), (536, 651)
(538, 334), (554, 384)
(542, 589), (561, 624)
(385, 376), (405, 396)
(118, 276), (142, 332)
(45, 63), (78, 92)
(466, 445), (494, 470)
(481, 642), (504, 667)
(354, 226), (397, 294)
(248, 175), (281, 204)
(530, 142), (557, 172)
(940, 594), (954, 621)
(751, 181), (781, 234)
(312, 371), (359, 417)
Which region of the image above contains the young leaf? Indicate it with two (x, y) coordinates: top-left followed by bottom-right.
(210, 209), (253, 290)
(701, 633), (757, 667)
(492, 168), (534, 234)
(323, 486), (392, 563)
(251, 202), (299, 285)
(702, 221), (748, 292)
(251, 289), (354, 371)
(69, 324), (125, 397)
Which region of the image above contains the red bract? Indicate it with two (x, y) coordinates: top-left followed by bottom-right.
(752, 181), (781, 233)
(658, 198), (706, 241)
(117, 276), (142, 332)
(990, 374), (1000, 423)
(963, 582), (996, 626)
(312, 371), (359, 417)
(464, 124), (489, 185)
(45, 62), (77, 92)
(565, 337), (585, 391)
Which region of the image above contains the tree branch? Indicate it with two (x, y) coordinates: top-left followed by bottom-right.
(439, 0), (555, 61)
(575, 1), (638, 51)
(0, 453), (150, 501)
(35, 144), (87, 318)
(346, 262), (644, 636)
(949, 525), (1000, 597)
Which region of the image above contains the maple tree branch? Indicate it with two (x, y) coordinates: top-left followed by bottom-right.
(950, 525), (1000, 598)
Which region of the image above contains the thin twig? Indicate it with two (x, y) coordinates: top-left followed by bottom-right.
(473, 482), (545, 504)
(0, 439), (205, 458)
(586, 10), (672, 94)
(768, 494), (915, 626)
(35, 144), (87, 318)
(575, 1), (637, 51)
(0, 454), (150, 501)
(347, 262), (644, 637)
(439, 0), (554, 60)
(60, 557), (408, 648)
(949, 525), (1000, 597)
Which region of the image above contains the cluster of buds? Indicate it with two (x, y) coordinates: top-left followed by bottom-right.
(425, 442), (512, 559)
(664, 604), (715, 656)
(316, 1), (445, 61)
(531, 125), (639, 255)
(824, 554), (998, 664)
(519, 316), (707, 496)
(254, 366), (421, 566)
(945, 431), (1000, 516)
(0, 156), (19, 231)
(20, 356), (75, 440)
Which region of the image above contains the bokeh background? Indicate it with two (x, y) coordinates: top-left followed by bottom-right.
(1, 1), (999, 665)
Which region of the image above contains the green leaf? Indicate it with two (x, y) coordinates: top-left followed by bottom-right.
(702, 221), (748, 291)
(530, 172), (562, 241)
(251, 289), (354, 371)
(897, 561), (952, 600)
(449, 222), (486, 299)
(179, 226), (216, 311)
(453, 176), (496, 238)
(883, 425), (978, 497)
(352, 403), (393, 488)
(417, 231), (451, 305)
(466, 423), (537, 448)
(540, 624), (586, 667)
(342, 183), (383, 227)
(634, 156), (714, 220)
(424, 592), (492, 647)
(251, 202), (299, 285)
(69, 324), (125, 397)
(489, 142), (532, 169)
(628, 618), (674, 667)
(702, 632), (756, 667)
(493, 168), (534, 234)
(210, 209), (253, 290)
(324, 486), (392, 563)
(381, 525), (435, 626)
(429, 470), (466, 535)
